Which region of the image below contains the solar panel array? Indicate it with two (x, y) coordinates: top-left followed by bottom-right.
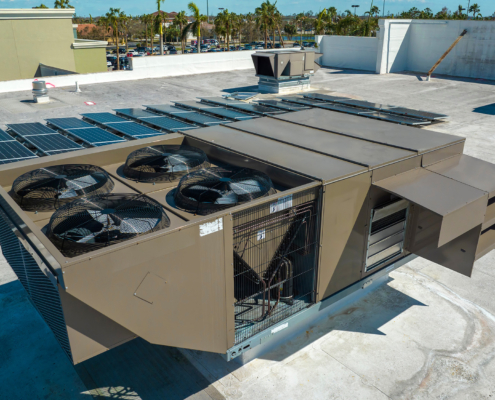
(0, 129), (15, 143)
(46, 118), (95, 130)
(199, 97), (285, 115)
(145, 105), (227, 126)
(114, 108), (160, 119)
(174, 101), (256, 120)
(7, 123), (83, 156)
(0, 140), (37, 164)
(256, 100), (311, 111)
(106, 122), (163, 139)
(140, 116), (197, 131)
(65, 127), (126, 146)
(82, 113), (130, 124)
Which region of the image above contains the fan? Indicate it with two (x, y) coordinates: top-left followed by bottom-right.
(11, 165), (114, 211)
(122, 145), (210, 183)
(174, 167), (277, 215)
(46, 193), (171, 257)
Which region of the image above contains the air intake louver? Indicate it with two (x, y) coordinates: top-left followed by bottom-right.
(123, 145), (210, 183)
(174, 167), (277, 215)
(0, 212), (72, 362)
(11, 164), (114, 211)
(46, 193), (171, 257)
(365, 199), (409, 272)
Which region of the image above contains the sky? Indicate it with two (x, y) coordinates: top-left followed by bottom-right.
(1, 0), (494, 17)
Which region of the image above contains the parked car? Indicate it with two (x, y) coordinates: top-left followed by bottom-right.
(292, 42), (301, 47)
(200, 44), (209, 52)
(275, 43), (283, 49)
(255, 45), (264, 50)
(167, 45), (176, 51)
(111, 57), (130, 70)
(208, 48), (217, 52)
(169, 49), (178, 55)
(244, 45), (253, 50)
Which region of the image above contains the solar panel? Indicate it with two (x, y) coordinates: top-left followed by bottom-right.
(82, 113), (129, 124)
(0, 141), (37, 163)
(46, 118), (94, 130)
(257, 100), (311, 111)
(332, 99), (392, 110)
(23, 134), (83, 155)
(200, 97), (245, 107)
(376, 106), (448, 120)
(106, 122), (164, 138)
(303, 93), (352, 102)
(66, 127), (126, 145)
(174, 101), (255, 120)
(114, 108), (159, 119)
(0, 129), (14, 142)
(281, 97), (323, 106)
(145, 105), (195, 116)
(366, 112), (431, 126)
(140, 117), (198, 131)
(7, 123), (56, 137)
(174, 112), (225, 126)
(312, 102), (375, 115)
(199, 97), (283, 115)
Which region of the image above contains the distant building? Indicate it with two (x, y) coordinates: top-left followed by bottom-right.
(0, 8), (108, 82)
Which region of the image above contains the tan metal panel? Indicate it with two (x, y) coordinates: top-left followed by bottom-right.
(228, 118), (415, 169)
(421, 142), (464, 167)
(476, 228), (495, 261)
(59, 287), (137, 365)
(272, 108), (463, 153)
(426, 154), (495, 198)
(222, 215), (235, 349)
(372, 156), (421, 183)
(317, 172), (371, 301)
(183, 125), (367, 184)
(374, 168), (487, 247)
(63, 217), (229, 353)
(483, 204), (495, 230)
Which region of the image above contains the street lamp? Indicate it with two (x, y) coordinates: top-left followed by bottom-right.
(352, 5), (360, 16)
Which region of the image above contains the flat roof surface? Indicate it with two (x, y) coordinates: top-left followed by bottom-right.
(228, 117), (416, 168)
(272, 108), (464, 153)
(184, 125), (367, 183)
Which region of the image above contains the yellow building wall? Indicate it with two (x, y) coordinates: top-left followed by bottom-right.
(73, 47), (107, 74)
(0, 18), (76, 81)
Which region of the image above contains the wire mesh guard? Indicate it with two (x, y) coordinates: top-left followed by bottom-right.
(174, 167), (277, 215)
(11, 164), (114, 212)
(122, 145), (211, 183)
(46, 193), (171, 257)
(232, 187), (320, 344)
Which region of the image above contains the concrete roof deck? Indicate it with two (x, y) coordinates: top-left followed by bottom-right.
(1, 67), (495, 399)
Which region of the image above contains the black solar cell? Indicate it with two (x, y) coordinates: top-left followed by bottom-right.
(114, 108), (159, 119)
(46, 118), (94, 130)
(66, 127), (126, 145)
(23, 134), (83, 154)
(105, 122), (163, 138)
(140, 117), (197, 131)
(7, 123), (56, 137)
(0, 141), (37, 162)
(82, 113), (129, 124)
(0, 129), (14, 142)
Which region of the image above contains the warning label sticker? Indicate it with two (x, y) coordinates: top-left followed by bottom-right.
(270, 194), (293, 214)
(199, 218), (223, 237)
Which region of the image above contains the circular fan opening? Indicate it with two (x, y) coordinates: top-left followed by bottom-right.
(174, 167), (277, 215)
(123, 145), (210, 183)
(11, 164), (115, 212)
(46, 193), (171, 257)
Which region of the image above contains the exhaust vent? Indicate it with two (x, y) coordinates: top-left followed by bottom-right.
(46, 193), (171, 257)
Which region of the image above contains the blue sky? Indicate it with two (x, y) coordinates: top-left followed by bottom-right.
(2, 0), (494, 17)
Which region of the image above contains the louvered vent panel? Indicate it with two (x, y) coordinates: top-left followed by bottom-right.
(0, 214), (72, 362)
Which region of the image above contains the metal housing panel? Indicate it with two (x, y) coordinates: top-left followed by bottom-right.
(375, 168), (488, 247)
(272, 108), (462, 153)
(228, 118), (415, 169)
(317, 172), (371, 300)
(422, 142), (464, 167)
(372, 156), (422, 183)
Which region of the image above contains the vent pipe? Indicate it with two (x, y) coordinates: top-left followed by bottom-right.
(32, 81), (49, 104)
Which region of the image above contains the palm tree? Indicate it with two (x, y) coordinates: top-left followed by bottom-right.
(469, 3), (481, 18)
(295, 12), (306, 45)
(328, 7), (337, 22)
(284, 23), (296, 40)
(182, 2), (207, 53)
(121, 14), (131, 53)
(34, 3), (49, 8)
(215, 9), (234, 50)
(54, 0), (73, 8)
(245, 12), (255, 43)
(97, 16), (110, 42)
(314, 9), (327, 35)
(107, 8), (124, 70)
(174, 11), (188, 52)
(157, 0), (166, 56)
(255, 1), (275, 49)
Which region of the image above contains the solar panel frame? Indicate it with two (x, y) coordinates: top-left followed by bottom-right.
(376, 106), (449, 120)
(139, 116), (198, 132)
(0, 141), (38, 163)
(145, 105), (196, 116)
(22, 134), (83, 155)
(257, 100), (311, 111)
(105, 122), (164, 138)
(7, 123), (56, 137)
(65, 127), (127, 146)
(114, 108), (160, 119)
(172, 111), (226, 126)
(46, 118), (95, 130)
(174, 101), (256, 120)
(0, 129), (15, 142)
(82, 113), (130, 124)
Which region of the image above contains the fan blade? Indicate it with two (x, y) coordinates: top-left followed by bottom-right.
(214, 192), (238, 205)
(229, 179), (265, 195)
(120, 218), (159, 233)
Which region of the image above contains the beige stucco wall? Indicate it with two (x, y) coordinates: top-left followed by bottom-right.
(0, 18), (76, 81)
(73, 47), (107, 74)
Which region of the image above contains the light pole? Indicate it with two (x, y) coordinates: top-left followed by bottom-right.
(352, 5), (360, 15)
(383, 0), (385, 17)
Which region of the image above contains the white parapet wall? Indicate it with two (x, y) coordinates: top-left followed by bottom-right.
(315, 35), (378, 72)
(0, 50), (259, 93)
(317, 19), (495, 81)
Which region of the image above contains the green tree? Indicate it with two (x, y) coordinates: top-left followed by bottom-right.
(173, 11), (188, 51)
(34, 4), (49, 8)
(469, 3), (481, 18)
(215, 9), (234, 50)
(140, 14), (153, 48)
(107, 8), (124, 70)
(256, 1), (275, 49)
(284, 23), (296, 40)
(54, 0), (73, 8)
(97, 15), (111, 42)
(314, 9), (328, 35)
(295, 13), (306, 45)
(327, 7), (337, 22)
(156, 0), (165, 55)
(182, 2), (207, 52)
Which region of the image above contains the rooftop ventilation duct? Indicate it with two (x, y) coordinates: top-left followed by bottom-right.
(32, 81), (49, 104)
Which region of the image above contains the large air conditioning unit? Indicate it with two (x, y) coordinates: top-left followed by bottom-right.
(1, 107), (495, 365)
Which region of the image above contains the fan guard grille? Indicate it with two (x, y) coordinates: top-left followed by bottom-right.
(123, 145), (210, 183)
(46, 193), (171, 257)
(11, 164), (114, 211)
(174, 167), (277, 215)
